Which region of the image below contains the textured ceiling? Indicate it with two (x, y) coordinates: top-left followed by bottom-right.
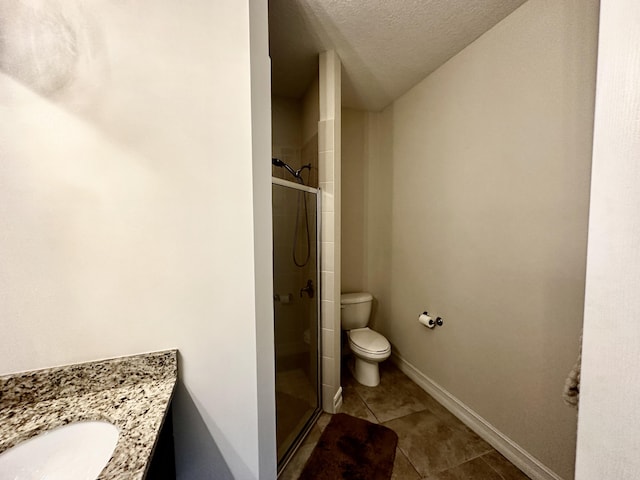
(269, 0), (528, 111)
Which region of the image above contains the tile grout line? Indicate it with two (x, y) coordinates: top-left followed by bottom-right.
(349, 375), (425, 479)
(383, 417), (424, 479)
(478, 453), (510, 480)
(346, 372), (383, 424)
(372, 406), (426, 477)
(396, 420), (495, 479)
(400, 448), (423, 480)
(360, 393), (383, 424)
(343, 366), (512, 480)
(437, 451), (507, 480)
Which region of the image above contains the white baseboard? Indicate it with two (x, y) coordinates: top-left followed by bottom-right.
(333, 386), (343, 412)
(391, 353), (564, 480)
(323, 385), (343, 414)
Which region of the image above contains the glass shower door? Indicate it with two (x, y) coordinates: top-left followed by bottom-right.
(272, 179), (321, 471)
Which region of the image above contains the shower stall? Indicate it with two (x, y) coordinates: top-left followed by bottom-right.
(272, 169), (322, 472)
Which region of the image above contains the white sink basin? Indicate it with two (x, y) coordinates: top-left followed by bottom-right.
(0, 421), (119, 480)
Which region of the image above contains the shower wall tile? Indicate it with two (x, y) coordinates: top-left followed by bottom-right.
(274, 304), (305, 354)
(321, 272), (334, 301)
(301, 134), (318, 161)
(272, 187), (287, 211)
(322, 328), (334, 358)
(273, 271), (298, 293)
(318, 121), (326, 150)
(319, 50), (341, 414)
(321, 213), (334, 242)
(308, 169), (318, 189)
(321, 300), (335, 330)
(272, 227), (288, 251)
(271, 164), (285, 179)
(301, 134), (319, 188)
(322, 356), (333, 379)
(319, 151), (334, 182)
(319, 120), (335, 152)
(280, 146), (298, 157)
(322, 384), (337, 411)
(319, 181), (334, 195)
(321, 183), (334, 212)
(280, 147), (301, 169)
(321, 242), (334, 271)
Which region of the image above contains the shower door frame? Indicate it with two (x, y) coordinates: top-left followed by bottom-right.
(272, 177), (323, 475)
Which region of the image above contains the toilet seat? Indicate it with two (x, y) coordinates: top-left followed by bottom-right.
(348, 328), (391, 359)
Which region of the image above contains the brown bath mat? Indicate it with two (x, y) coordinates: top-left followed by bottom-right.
(298, 413), (398, 480)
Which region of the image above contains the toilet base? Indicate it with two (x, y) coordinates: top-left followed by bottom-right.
(353, 357), (381, 387)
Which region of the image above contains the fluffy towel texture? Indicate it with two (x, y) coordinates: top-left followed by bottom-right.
(563, 334), (582, 408)
(299, 413), (398, 480)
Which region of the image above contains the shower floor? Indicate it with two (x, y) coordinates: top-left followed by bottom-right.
(275, 368), (318, 461)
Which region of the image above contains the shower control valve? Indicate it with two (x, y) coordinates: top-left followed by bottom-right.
(300, 279), (315, 299)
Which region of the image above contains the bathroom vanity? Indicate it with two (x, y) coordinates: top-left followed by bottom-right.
(0, 349), (178, 479)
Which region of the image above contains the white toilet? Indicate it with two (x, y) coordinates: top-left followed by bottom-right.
(341, 292), (391, 387)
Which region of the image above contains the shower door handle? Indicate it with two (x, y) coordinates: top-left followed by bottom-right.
(300, 280), (314, 299)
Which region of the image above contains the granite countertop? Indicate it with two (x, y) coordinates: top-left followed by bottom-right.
(0, 349), (178, 479)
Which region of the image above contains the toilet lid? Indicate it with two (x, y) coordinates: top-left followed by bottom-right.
(341, 292), (373, 305)
(348, 328), (390, 353)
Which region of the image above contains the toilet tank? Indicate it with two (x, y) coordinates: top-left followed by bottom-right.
(340, 292), (373, 330)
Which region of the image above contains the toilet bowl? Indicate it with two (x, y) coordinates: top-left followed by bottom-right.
(341, 293), (391, 387)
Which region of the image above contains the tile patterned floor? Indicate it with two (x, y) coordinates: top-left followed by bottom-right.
(280, 360), (530, 480)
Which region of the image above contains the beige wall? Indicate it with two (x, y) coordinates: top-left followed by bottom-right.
(272, 97), (302, 148)
(576, 0), (640, 478)
(343, 0), (599, 478)
(272, 96), (302, 183)
(302, 77), (320, 146)
(302, 78), (320, 188)
(341, 108), (367, 293)
(300, 76), (320, 187)
(0, 1), (274, 478)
